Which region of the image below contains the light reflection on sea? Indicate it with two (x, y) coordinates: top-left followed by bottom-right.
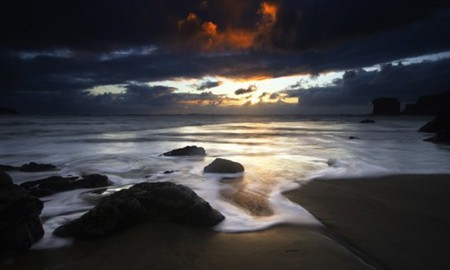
(1, 114), (450, 248)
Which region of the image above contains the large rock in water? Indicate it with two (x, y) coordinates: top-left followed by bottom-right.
(20, 174), (110, 197)
(0, 173), (44, 261)
(420, 111), (450, 144)
(359, 119), (376, 124)
(419, 111), (450, 133)
(372, 97), (400, 115)
(162, 146), (206, 156)
(403, 91), (450, 115)
(53, 182), (224, 240)
(204, 158), (245, 173)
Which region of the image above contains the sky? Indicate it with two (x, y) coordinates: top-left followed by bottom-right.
(1, 0), (450, 114)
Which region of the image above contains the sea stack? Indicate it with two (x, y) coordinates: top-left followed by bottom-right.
(372, 97), (400, 115)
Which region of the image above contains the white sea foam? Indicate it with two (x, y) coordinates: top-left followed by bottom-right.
(1, 115), (450, 249)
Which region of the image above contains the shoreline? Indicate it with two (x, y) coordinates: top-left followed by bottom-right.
(4, 174), (450, 269)
(285, 174), (450, 270)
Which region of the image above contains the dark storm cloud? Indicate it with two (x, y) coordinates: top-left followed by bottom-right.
(281, 57), (450, 113)
(235, 85), (257, 95)
(271, 0), (450, 52)
(1, 0), (450, 114)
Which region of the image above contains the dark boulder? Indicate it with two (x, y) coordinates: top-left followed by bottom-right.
(372, 97), (400, 115)
(348, 136), (359, 140)
(424, 129), (450, 144)
(162, 146), (206, 156)
(53, 182), (224, 240)
(403, 91), (450, 115)
(204, 158), (245, 173)
(19, 162), (56, 172)
(419, 111), (450, 133)
(419, 111), (450, 144)
(20, 174), (110, 197)
(0, 171), (13, 187)
(0, 183), (44, 261)
(359, 119), (376, 124)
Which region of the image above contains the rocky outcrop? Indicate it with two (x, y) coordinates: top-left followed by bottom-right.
(0, 171), (13, 187)
(204, 158), (245, 173)
(372, 97), (400, 115)
(0, 162), (56, 172)
(0, 173), (44, 262)
(20, 174), (110, 197)
(53, 182), (224, 240)
(359, 119), (376, 124)
(419, 111), (450, 133)
(420, 111), (450, 144)
(162, 146), (206, 156)
(403, 91), (450, 115)
(0, 107), (19, 115)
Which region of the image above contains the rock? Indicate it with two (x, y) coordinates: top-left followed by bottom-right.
(53, 182), (224, 240)
(0, 107), (19, 115)
(372, 97), (400, 115)
(359, 119), (376, 124)
(20, 174), (110, 197)
(419, 111), (450, 133)
(0, 171), (13, 187)
(0, 184), (44, 261)
(204, 158), (245, 173)
(19, 162), (57, 172)
(348, 136), (359, 140)
(419, 111), (450, 144)
(163, 170), (175, 174)
(0, 165), (17, 171)
(424, 129), (450, 144)
(403, 91), (450, 115)
(1, 162), (57, 173)
(162, 146), (206, 156)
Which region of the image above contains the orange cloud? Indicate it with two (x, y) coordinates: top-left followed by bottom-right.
(261, 2), (277, 21)
(178, 1), (278, 52)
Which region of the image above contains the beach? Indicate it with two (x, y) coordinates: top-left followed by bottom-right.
(3, 174), (450, 269)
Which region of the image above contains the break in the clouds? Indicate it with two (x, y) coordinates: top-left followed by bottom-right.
(1, 0), (450, 114)
(280, 57), (450, 114)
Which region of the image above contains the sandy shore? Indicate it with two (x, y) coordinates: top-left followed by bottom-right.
(3, 174), (450, 269)
(285, 174), (450, 270)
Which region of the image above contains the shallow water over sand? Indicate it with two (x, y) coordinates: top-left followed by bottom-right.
(1, 115), (450, 248)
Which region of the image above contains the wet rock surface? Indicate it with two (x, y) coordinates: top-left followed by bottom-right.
(0, 172), (44, 262)
(20, 174), (110, 197)
(162, 146), (206, 156)
(54, 182), (224, 240)
(204, 158), (245, 173)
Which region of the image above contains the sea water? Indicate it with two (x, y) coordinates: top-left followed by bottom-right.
(1, 114), (450, 249)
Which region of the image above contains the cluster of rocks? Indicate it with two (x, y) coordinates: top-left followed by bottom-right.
(369, 92), (450, 144)
(0, 162), (56, 172)
(371, 91), (450, 116)
(1, 149), (241, 261)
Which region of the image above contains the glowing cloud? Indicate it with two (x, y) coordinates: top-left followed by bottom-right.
(178, 1), (278, 51)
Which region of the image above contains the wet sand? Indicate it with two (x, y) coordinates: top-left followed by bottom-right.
(285, 174), (450, 270)
(4, 174), (450, 269)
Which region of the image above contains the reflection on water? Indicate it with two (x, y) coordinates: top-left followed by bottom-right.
(1, 115), (450, 248)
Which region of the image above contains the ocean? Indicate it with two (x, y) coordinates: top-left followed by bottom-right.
(1, 114), (450, 249)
